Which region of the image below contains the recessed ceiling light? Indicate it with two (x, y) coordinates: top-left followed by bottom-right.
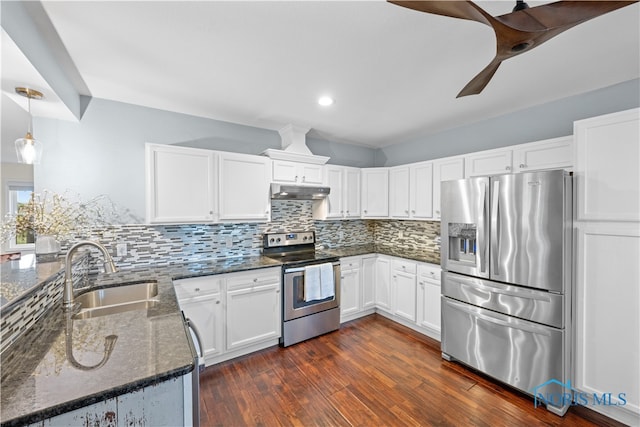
(318, 96), (334, 106)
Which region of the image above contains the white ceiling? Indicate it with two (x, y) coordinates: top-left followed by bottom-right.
(12, 1), (640, 148)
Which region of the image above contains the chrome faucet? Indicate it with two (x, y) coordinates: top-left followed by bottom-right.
(64, 240), (118, 310)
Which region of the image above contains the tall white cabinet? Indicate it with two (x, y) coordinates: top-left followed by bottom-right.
(573, 108), (640, 426)
(319, 165), (360, 219)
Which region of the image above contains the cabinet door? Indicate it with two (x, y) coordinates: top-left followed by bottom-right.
(513, 136), (573, 173)
(389, 166), (410, 218)
(417, 265), (441, 333)
(179, 293), (223, 363)
(393, 270), (417, 322)
(340, 267), (361, 319)
(226, 282), (281, 350)
(344, 167), (361, 218)
(272, 160), (299, 183)
(574, 223), (640, 416)
(219, 153), (271, 221)
(361, 256), (376, 310)
(410, 162), (433, 219)
(464, 148), (513, 177)
(361, 168), (389, 218)
(375, 256), (391, 312)
(325, 166), (344, 218)
(145, 144), (216, 224)
(300, 164), (324, 184)
(433, 157), (464, 220)
(575, 109), (640, 222)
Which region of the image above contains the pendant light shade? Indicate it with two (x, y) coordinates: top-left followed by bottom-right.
(14, 87), (44, 165)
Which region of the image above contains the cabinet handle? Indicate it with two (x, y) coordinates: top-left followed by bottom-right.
(364, 210), (368, 214)
(412, 210), (415, 213)
(216, 300), (221, 304)
(405, 210), (409, 214)
(519, 164), (525, 169)
(209, 211), (213, 215)
(295, 175), (298, 182)
(341, 276), (345, 279)
(276, 289), (280, 293)
(253, 278), (258, 283)
(302, 176), (306, 182)
(505, 166), (511, 171)
(195, 288), (200, 292)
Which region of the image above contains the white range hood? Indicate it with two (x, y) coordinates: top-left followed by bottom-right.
(262, 124), (329, 165)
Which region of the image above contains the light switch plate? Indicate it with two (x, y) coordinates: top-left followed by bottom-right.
(116, 243), (127, 257)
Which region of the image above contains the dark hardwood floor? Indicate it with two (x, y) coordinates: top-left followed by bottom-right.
(199, 314), (623, 426)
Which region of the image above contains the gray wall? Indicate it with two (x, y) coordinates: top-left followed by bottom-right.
(376, 79), (640, 166)
(33, 97), (375, 222)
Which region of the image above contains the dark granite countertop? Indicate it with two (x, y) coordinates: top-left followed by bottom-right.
(1, 254), (67, 310)
(0, 255), (282, 426)
(324, 244), (441, 266)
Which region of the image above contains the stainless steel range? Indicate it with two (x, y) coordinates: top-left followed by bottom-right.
(263, 231), (341, 347)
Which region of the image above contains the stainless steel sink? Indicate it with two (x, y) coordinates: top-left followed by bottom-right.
(73, 282), (159, 319)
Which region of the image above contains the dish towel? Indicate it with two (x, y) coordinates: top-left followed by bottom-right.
(319, 263), (335, 299)
(304, 264), (322, 302)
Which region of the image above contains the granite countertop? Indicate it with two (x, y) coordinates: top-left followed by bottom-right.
(0, 255), (282, 426)
(1, 254), (67, 309)
(325, 244), (441, 266)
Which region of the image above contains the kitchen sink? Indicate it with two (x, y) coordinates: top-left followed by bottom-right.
(73, 282), (159, 319)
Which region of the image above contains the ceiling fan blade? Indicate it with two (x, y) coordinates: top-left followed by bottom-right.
(496, 1), (638, 31)
(388, 1), (492, 27)
(457, 57), (503, 98)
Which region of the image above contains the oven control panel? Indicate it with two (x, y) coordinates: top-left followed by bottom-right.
(263, 231), (315, 248)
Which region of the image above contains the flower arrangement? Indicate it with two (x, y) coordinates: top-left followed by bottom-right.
(1, 190), (121, 244)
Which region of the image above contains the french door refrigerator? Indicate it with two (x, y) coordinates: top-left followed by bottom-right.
(440, 169), (572, 416)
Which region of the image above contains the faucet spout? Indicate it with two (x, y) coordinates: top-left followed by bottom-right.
(64, 240), (118, 311)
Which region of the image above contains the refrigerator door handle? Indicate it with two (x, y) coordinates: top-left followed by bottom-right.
(477, 182), (487, 273)
(491, 180), (500, 275)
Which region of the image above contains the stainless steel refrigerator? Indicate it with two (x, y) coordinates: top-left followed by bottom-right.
(440, 169), (572, 416)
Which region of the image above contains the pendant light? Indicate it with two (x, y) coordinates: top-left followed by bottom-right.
(14, 87), (44, 165)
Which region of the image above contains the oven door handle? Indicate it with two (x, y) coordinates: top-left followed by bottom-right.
(284, 261), (340, 274)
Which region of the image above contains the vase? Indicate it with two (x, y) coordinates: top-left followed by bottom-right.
(35, 235), (61, 262)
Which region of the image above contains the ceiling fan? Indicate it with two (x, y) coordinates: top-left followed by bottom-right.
(388, 0), (639, 97)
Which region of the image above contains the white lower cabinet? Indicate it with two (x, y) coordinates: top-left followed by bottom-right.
(392, 260), (417, 322)
(361, 255), (377, 310)
(416, 264), (441, 336)
(340, 257), (361, 321)
(225, 269), (281, 351)
(174, 267), (281, 366)
(374, 255), (392, 313)
(174, 276), (224, 365)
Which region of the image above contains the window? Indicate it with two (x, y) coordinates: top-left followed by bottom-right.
(7, 183), (35, 249)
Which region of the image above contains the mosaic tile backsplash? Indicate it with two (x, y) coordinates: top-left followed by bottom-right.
(75, 200), (439, 270)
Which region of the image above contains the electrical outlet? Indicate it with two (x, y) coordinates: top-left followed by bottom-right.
(116, 242), (127, 257)
(225, 236), (233, 249)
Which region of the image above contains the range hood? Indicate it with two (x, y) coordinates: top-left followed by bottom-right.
(262, 124), (329, 165)
(271, 183), (330, 200)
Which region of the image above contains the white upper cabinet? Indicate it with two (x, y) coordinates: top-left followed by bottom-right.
(272, 160), (323, 185)
(145, 143), (217, 224)
(465, 148), (513, 177)
(575, 109), (640, 222)
(433, 156), (465, 220)
(410, 162), (434, 220)
(218, 152), (272, 222)
(464, 136), (573, 178)
(513, 136), (573, 172)
(361, 168), (389, 218)
(316, 165), (360, 220)
(389, 166), (410, 218)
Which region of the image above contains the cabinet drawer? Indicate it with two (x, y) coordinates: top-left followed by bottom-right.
(418, 264), (441, 283)
(174, 276), (222, 299)
(340, 256), (361, 270)
(392, 260), (417, 274)
(226, 268), (281, 290)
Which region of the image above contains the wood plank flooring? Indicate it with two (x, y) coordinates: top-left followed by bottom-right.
(199, 314), (623, 426)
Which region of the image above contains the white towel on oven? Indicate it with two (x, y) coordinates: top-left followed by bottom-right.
(304, 264), (322, 302)
(319, 263), (335, 299)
